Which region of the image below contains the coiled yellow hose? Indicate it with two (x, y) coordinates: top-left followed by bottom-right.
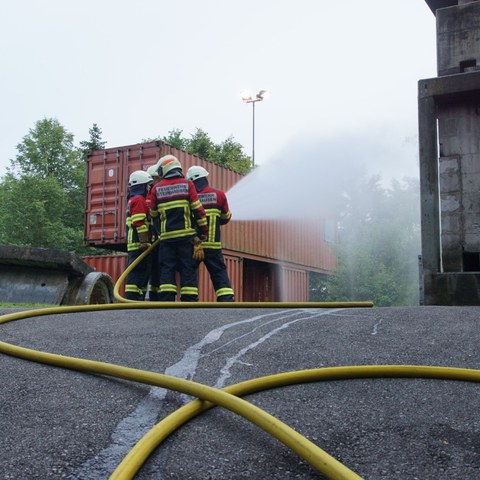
(2, 307), (479, 480)
(2, 252), (477, 479)
(110, 364), (480, 480)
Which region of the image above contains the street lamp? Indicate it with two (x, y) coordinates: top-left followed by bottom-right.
(240, 89), (270, 167)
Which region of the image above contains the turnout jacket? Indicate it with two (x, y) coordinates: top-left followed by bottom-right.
(126, 194), (151, 251)
(149, 177), (208, 241)
(197, 185), (232, 249)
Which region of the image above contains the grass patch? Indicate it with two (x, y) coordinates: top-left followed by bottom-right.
(0, 303), (58, 309)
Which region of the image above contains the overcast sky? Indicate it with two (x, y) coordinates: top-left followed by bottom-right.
(1, 1), (437, 183)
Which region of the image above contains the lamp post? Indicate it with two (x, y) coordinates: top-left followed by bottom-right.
(241, 89), (269, 167)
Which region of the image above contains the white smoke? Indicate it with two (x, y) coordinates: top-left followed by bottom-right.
(227, 125), (419, 220)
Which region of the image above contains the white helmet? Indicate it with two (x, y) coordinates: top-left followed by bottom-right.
(186, 165), (209, 182)
(146, 164), (160, 178)
(158, 155), (182, 177)
(129, 170), (153, 187)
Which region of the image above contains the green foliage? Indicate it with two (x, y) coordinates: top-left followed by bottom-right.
(0, 175), (82, 250)
(208, 136), (253, 175)
(310, 175), (421, 306)
(143, 128), (252, 175)
(0, 118), (106, 255)
(186, 128), (215, 160)
(79, 123), (107, 155)
(9, 118), (84, 191)
(162, 128), (188, 150)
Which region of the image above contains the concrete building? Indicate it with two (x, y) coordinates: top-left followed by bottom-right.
(419, 0), (480, 304)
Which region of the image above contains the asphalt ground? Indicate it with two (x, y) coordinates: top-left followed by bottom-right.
(1, 305), (480, 479)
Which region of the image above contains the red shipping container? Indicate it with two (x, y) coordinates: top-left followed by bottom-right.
(84, 141), (337, 302)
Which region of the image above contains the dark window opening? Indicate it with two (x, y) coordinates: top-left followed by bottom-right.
(460, 59), (477, 72)
(463, 252), (480, 272)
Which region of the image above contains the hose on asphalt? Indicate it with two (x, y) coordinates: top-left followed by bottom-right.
(113, 239), (160, 303)
(111, 364), (480, 480)
(0, 304), (368, 479)
(112, 238), (373, 309)
(2, 305), (480, 479)
(2, 306), (480, 479)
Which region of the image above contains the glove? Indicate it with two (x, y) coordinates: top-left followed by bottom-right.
(192, 236), (205, 262)
(138, 231), (151, 251)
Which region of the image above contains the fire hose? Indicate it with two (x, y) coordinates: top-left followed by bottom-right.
(0, 243), (478, 478)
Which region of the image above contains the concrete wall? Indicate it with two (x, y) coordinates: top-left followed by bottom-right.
(419, 0), (480, 304)
(437, 2), (480, 76)
(438, 102), (480, 271)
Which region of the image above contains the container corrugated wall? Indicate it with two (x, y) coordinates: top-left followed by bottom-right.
(85, 142), (242, 247)
(279, 266), (308, 302)
(82, 253), (244, 302)
(198, 255), (243, 301)
(84, 141), (337, 303)
(222, 219), (336, 273)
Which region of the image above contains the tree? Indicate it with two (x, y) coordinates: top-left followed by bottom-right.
(310, 175), (421, 306)
(0, 175), (83, 250)
(0, 118), (92, 253)
(142, 128), (253, 175)
(79, 123), (107, 155)
(8, 118), (84, 191)
(209, 136), (253, 175)
(185, 128), (215, 160)
(161, 128), (188, 150)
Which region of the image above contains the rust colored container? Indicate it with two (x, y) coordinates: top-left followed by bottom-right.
(242, 259), (277, 302)
(82, 253), (244, 302)
(84, 141), (338, 303)
(85, 142), (242, 248)
(222, 219), (336, 273)
(279, 266), (308, 302)
(198, 254), (243, 302)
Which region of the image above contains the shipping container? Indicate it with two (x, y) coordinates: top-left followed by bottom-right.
(84, 141), (337, 301)
(82, 253), (244, 302)
(85, 142), (242, 248)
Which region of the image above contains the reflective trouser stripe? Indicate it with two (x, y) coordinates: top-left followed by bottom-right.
(180, 286), (199, 296)
(160, 283), (177, 293)
(125, 284), (145, 294)
(216, 287), (234, 298)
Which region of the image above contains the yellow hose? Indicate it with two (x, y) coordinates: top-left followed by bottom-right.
(111, 364), (480, 479)
(0, 336), (361, 480)
(1, 304), (479, 479)
(114, 239), (160, 303)
(112, 240), (374, 308)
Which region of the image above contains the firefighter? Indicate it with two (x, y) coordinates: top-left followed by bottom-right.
(149, 155), (208, 301)
(146, 163), (162, 185)
(186, 165), (235, 302)
(143, 162), (165, 300)
(125, 170), (153, 301)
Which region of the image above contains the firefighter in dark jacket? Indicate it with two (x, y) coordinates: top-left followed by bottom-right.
(145, 163), (162, 300)
(148, 155), (208, 301)
(186, 165), (235, 302)
(125, 170), (153, 300)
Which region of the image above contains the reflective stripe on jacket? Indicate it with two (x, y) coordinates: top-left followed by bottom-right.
(149, 177), (207, 241)
(126, 195), (151, 252)
(197, 186), (232, 250)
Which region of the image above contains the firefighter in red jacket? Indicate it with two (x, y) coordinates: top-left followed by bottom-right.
(125, 170), (153, 300)
(186, 165), (234, 302)
(144, 163), (162, 300)
(149, 156), (208, 301)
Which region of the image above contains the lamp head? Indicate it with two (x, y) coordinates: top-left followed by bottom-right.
(240, 89), (252, 102)
(256, 90), (270, 100)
